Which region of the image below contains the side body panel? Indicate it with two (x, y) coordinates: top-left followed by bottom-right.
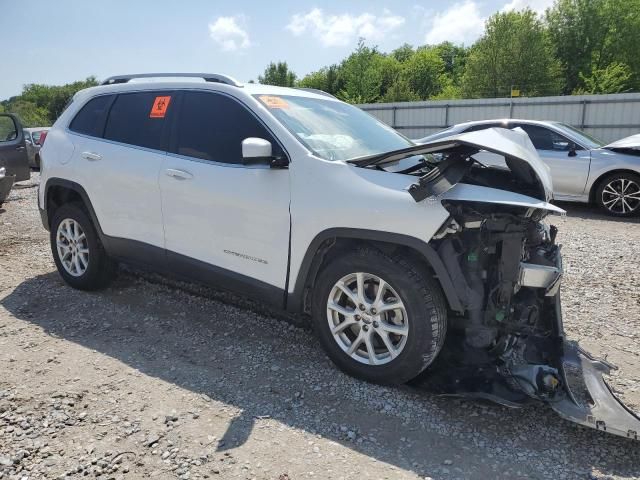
(537, 148), (591, 199)
(287, 153), (451, 295)
(159, 156), (291, 290)
(71, 134), (166, 249)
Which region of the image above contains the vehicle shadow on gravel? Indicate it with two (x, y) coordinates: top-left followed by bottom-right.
(2, 271), (640, 479)
(556, 201), (640, 223)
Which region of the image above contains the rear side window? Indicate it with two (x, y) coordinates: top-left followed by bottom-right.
(175, 91), (277, 164)
(104, 92), (171, 150)
(69, 95), (113, 137)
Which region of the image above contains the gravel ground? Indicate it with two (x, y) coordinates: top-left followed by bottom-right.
(1, 173), (639, 480)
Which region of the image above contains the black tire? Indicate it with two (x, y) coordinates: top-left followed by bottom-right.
(35, 154), (41, 170)
(50, 203), (117, 290)
(595, 172), (640, 217)
(311, 247), (447, 385)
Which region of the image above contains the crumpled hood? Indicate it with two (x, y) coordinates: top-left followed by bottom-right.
(416, 127), (554, 202)
(603, 133), (640, 150)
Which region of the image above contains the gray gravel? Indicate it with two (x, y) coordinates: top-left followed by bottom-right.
(0, 173), (639, 480)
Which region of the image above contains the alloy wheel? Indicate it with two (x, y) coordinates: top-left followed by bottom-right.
(327, 272), (409, 365)
(601, 177), (640, 215)
(56, 218), (89, 277)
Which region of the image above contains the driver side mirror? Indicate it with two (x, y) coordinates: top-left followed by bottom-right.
(241, 137), (288, 168)
(568, 142), (578, 157)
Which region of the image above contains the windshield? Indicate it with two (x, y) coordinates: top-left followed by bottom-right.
(255, 94), (413, 161)
(553, 122), (604, 149)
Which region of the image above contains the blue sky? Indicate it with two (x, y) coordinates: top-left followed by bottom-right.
(1, 0), (551, 100)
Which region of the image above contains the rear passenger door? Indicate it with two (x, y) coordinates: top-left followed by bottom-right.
(69, 91), (170, 251)
(159, 90), (291, 302)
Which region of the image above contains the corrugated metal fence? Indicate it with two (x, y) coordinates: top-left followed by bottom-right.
(358, 93), (640, 143)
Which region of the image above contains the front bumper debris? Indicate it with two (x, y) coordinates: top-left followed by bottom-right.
(552, 340), (640, 440)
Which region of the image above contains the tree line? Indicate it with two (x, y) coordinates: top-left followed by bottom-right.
(258, 0), (640, 102)
(0, 78), (99, 128)
(2, 0), (638, 127)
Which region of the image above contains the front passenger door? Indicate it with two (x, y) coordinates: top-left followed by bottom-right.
(159, 91), (291, 303)
(514, 123), (590, 199)
(0, 114), (30, 182)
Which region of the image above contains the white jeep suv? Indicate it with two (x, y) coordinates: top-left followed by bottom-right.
(37, 73), (640, 439)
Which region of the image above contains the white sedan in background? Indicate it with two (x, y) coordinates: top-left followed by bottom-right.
(416, 119), (640, 217)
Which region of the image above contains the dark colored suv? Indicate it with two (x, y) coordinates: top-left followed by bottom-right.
(0, 113), (30, 206)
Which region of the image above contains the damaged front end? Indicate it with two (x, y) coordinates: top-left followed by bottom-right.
(352, 128), (640, 440)
(418, 200), (640, 441)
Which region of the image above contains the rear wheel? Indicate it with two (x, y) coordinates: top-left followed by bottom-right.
(311, 248), (447, 385)
(50, 203), (117, 290)
(596, 172), (640, 217)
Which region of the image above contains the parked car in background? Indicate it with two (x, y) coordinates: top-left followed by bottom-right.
(416, 119), (640, 217)
(23, 127), (50, 168)
(0, 113), (30, 205)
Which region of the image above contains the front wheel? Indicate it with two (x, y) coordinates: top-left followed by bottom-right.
(596, 172), (640, 217)
(311, 248), (447, 385)
(50, 203), (117, 290)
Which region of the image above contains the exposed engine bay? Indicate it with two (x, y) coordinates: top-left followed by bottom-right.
(415, 201), (640, 441)
(351, 127), (640, 440)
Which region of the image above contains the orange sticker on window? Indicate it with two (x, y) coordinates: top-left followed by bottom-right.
(150, 96), (171, 118)
(259, 95), (289, 109)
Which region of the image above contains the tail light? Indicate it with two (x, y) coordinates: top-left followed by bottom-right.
(38, 131), (48, 146)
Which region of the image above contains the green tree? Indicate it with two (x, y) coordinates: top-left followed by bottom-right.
(546, 0), (640, 93)
(402, 47), (446, 99)
(1, 76), (98, 126)
(297, 65), (343, 95)
(462, 10), (561, 98)
(391, 43), (415, 63)
(258, 62), (297, 87)
(433, 42), (469, 87)
(337, 40), (384, 104)
(381, 78), (420, 102)
(7, 100), (49, 127)
(575, 62), (633, 93)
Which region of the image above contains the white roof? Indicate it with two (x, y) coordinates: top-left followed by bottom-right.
(604, 133), (640, 149)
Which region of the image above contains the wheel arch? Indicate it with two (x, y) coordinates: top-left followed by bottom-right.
(588, 168), (640, 204)
(43, 178), (103, 237)
(286, 228), (464, 315)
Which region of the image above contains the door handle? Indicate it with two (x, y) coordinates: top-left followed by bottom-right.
(16, 146), (25, 151)
(165, 168), (193, 180)
(82, 151), (102, 161)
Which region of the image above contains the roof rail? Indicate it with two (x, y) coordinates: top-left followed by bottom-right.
(295, 88), (337, 99)
(101, 73), (243, 87)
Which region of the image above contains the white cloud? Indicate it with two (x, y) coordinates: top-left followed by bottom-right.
(423, 1), (485, 45)
(286, 8), (405, 47)
(501, 0), (555, 15)
(209, 16), (251, 52)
